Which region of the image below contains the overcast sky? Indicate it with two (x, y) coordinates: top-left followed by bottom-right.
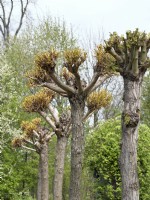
(34, 0), (150, 40)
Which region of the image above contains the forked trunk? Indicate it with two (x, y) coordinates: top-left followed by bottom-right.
(37, 142), (49, 200)
(53, 136), (68, 200)
(120, 77), (142, 200)
(69, 96), (85, 200)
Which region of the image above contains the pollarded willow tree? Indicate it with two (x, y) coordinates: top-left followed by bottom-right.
(26, 46), (114, 200)
(21, 88), (71, 200)
(105, 29), (150, 200)
(13, 87), (111, 200)
(12, 88), (55, 200)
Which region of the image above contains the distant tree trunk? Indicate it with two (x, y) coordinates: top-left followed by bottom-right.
(37, 142), (49, 200)
(53, 136), (68, 200)
(94, 111), (98, 127)
(69, 96), (85, 200)
(22, 152), (28, 197)
(120, 76), (142, 200)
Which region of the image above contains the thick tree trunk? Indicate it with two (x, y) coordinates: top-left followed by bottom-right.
(120, 77), (142, 200)
(37, 142), (49, 200)
(69, 96), (85, 200)
(53, 136), (68, 200)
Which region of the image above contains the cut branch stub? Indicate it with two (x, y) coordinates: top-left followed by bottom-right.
(35, 50), (59, 74)
(64, 48), (87, 74)
(87, 89), (112, 111)
(122, 111), (140, 128)
(94, 45), (116, 75)
(105, 29), (150, 79)
(22, 88), (55, 112)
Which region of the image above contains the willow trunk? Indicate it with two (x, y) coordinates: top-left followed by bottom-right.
(120, 76), (142, 200)
(69, 96), (85, 200)
(53, 136), (68, 200)
(37, 142), (49, 200)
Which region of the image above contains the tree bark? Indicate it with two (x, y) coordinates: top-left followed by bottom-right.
(69, 96), (85, 200)
(53, 136), (68, 200)
(94, 111), (98, 127)
(37, 142), (49, 200)
(37, 156), (42, 200)
(120, 76), (142, 200)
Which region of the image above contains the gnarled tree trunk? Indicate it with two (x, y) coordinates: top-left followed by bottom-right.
(53, 136), (68, 200)
(37, 142), (49, 200)
(69, 96), (85, 200)
(120, 76), (142, 200)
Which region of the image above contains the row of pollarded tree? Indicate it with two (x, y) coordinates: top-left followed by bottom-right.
(12, 71), (112, 199)
(13, 29), (150, 200)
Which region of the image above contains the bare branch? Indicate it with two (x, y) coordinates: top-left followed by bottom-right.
(38, 110), (56, 131)
(15, 0), (29, 37)
(23, 138), (35, 146)
(33, 130), (40, 138)
(48, 104), (59, 124)
(22, 145), (36, 152)
(0, 0), (6, 38)
(90, 75), (110, 93)
(6, 0), (13, 37)
(74, 71), (83, 93)
(84, 73), (99, 95)
(0, 24), (4, 37)
(0, 1), (6, 25)
(50, 72), (75, 94)
(41, 82), (67, 95)
(45, 132), (55, 142)
(82, 110), (94, 122)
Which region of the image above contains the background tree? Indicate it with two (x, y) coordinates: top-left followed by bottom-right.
(0, 0), (35, 44)
(105, 29), (150, 200)
(12, 117), (54, 200)
(141, 72), (150, 126)
(85, 119), (150, 200)
(0, 59), (38, 199)
(13, 88), (55, 200)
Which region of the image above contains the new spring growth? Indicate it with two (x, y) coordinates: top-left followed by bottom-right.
(26, 67), (51, 86)
(21, 118), (41, 138)
(105, 29), (150, 77)
(35, 49), (59, 73)
(12, 136), (23, 148)
(87, 89), (112, 111)
(95, 45), (115, 74)
(64, 48), (87, 73)
(22, 88), (55, 112)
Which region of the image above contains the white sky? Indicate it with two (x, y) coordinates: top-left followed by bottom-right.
(34, 0), (150, 40)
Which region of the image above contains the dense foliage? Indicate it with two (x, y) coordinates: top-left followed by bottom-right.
(142, 72), (150, 126)
(85, 119), (150, 200)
